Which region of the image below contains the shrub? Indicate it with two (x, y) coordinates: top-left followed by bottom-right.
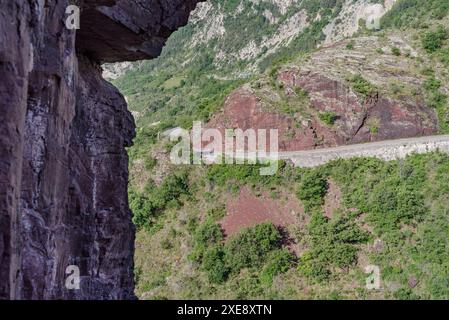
(297, 169), (328, 212)
(300, 212), (369, 280)
(422, 26), (447, 53)
(260, 249), (296, 285)
(206, 205), (227, 221)
(131, 170), (191, 230)
(423, 75), (449, 132)
(144, 156), (157, 170)
(202, 246), (229, 284)
(225, 222), (282, 272)
(348, 74), (376, 98)
(206, 162), (285, 189)
(189, 220), (223, 263)
(294, 86), (309, 99)
(391, 46), (401, 56)
(298, 251), (331, 282)
(190, 220), (294, 288)
(393, 288), (418, 300)
(233, 271), (264, 299)
(319, 111), (338, 126)
(194, 220), (224, 247)
(159, 170), (190, 202)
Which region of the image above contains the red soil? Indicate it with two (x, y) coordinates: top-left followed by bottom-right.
(220, 187), (303, 238)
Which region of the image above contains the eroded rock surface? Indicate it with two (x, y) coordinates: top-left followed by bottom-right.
(208, 36), (438, 152)
(0, 0), (201, 300)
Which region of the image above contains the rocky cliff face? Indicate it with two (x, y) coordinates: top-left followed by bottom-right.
(0, 0), (201, 300)
(208, 36), (439, 152)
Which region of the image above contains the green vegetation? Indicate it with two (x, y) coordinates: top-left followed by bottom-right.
(134, 152), (449, 299)
(299, 212), (370, 281)
(325, 157), (428, 234)
(130, 169), (191, 231)
(318, 111), (338, 126)
(144, 157), (157, 170)
(347, 74), (377, 98)
(423, 73), (449, 132)
(297, 170), (328, 213)
(260, 249), (296, 285)
(225, 223), (282, 272)
(346, 40), (355, 50)
(415, 24), (449, 133)
(391, 46), (401, 56)
(293, 152), (449, 298)
(206, 160), (289, 191)
(381, 0), (449, 28)
(122, 0), (449, 300)
(422, 26), (448, 53)
(190, 221), (294, 286)
(368, 118), (380, 135)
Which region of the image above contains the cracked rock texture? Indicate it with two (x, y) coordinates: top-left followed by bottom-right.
(0, 0), (201, 300)
(208, 36), (438, 152)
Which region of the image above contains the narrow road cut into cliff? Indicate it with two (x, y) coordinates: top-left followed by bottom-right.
(278, 135), (449, 167)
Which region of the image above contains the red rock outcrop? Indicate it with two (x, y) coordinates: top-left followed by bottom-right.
(279, 69), (437, 145)
(210, 80), (437, 153)
(208, 37), (438, 152)
(207, 87), (341, 152)
(0, 0), (201, 300)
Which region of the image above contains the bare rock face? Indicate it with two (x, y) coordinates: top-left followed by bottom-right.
(0, 0), (201, 300)
(208, 36), (438, 152)
(279, 70), (437, 145)
(207, 87), (340, 152)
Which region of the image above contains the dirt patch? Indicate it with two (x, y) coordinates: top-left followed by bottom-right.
(323, 179), (342, 219)
(220, 187), (303, 238)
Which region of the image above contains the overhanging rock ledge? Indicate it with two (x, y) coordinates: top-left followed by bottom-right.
(0, 0), (203, 300)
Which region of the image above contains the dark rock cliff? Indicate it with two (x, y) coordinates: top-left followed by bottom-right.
(0, 0), (202, 300)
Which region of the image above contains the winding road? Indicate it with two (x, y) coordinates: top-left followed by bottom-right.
(278, 134), (449, 168)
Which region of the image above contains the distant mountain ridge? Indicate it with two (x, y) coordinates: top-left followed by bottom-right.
(107, 1), (397, 77)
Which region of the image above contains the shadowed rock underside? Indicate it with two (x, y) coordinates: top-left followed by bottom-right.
(0, 0), (202, 300)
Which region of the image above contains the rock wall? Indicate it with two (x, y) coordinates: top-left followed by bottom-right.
(0, 0), (202, 300)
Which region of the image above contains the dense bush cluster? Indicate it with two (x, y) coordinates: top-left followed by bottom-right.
(297, 170), (328, 212)
(130, 169), (191, 230)
(327, 157), (428, 234)
(422, 26), (448, 53)
(206, 160), (290, 191)
(293, 153), (449, 297)
(422, 71), (449, 132)
(190, 222), (295, 285)
(347, 74), (377, 98)
(299, 213), (370, 281)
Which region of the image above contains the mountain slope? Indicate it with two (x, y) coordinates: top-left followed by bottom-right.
(108, 0), (400, 128)
(110, 0), (449, 300)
